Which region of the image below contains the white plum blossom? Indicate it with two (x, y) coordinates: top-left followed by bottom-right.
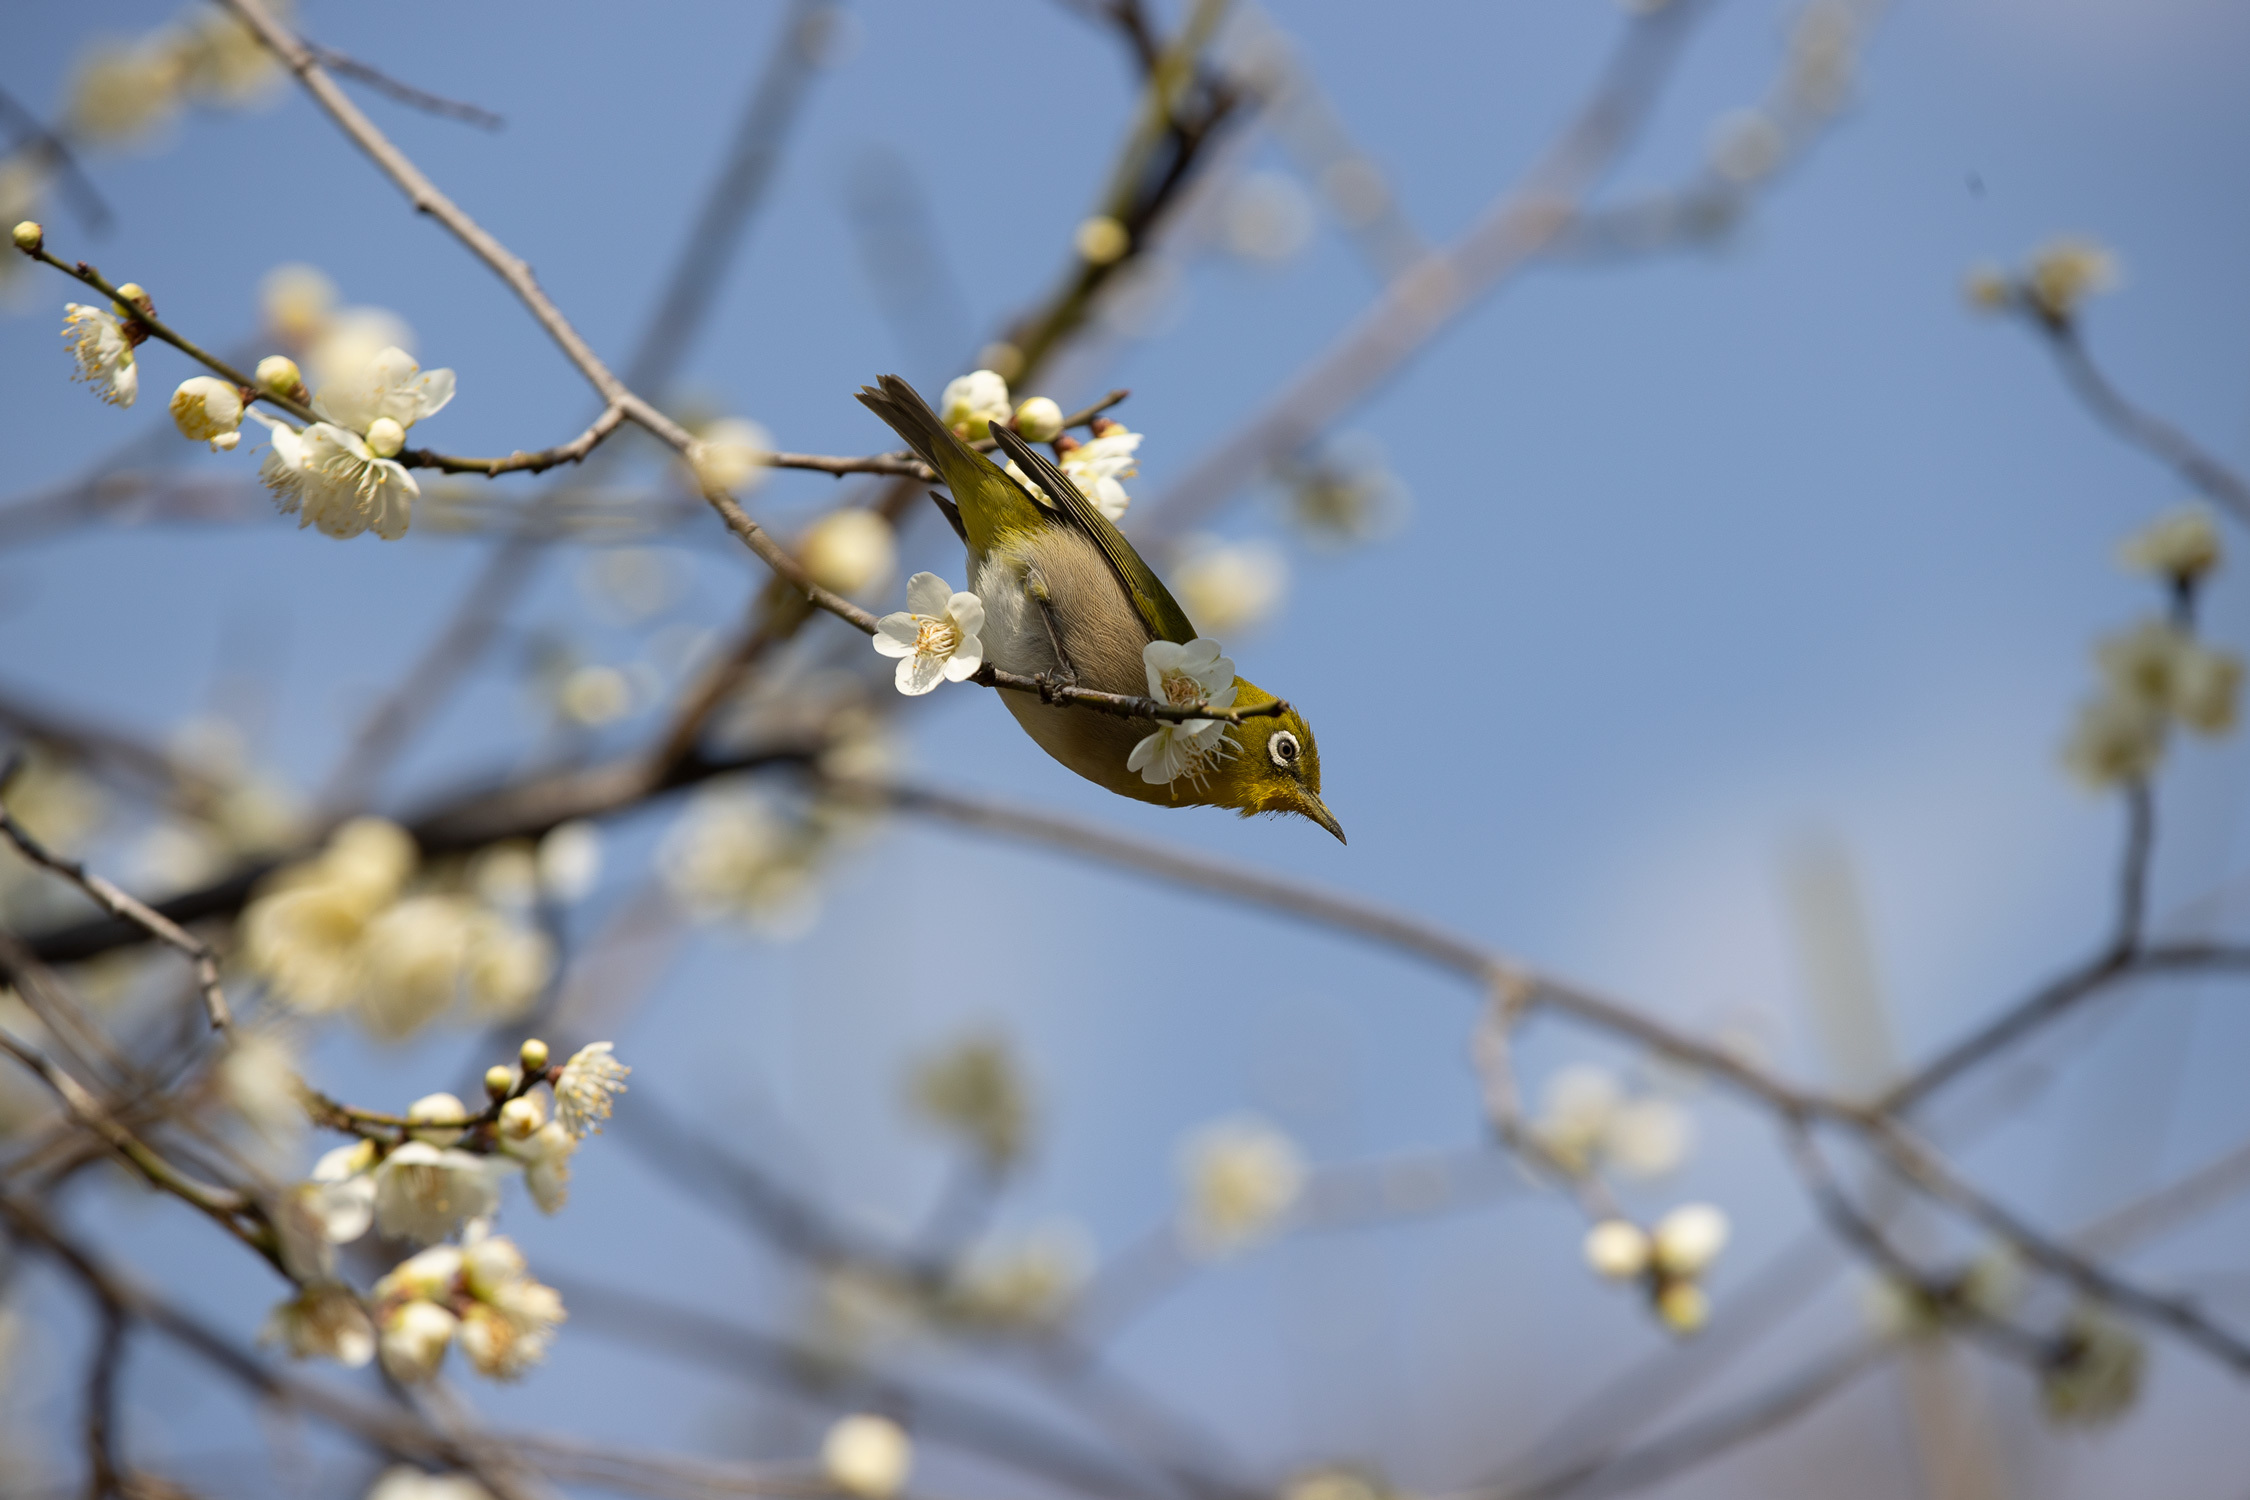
(170, 375), (244, 450)
(1172, 537), (1287, 637)
(306, 1141), (378, 1243)
(377, 1297), (459, 1384)
(872, 572), (985, 696)
(311, 345), (455, 437)
(259, 415), (421, 541)
(688, 416), (773, 493)
(1004, 424), (1144, 522)
(456, 1234), (567, 1379)
(799, 508), (897, 599)
(256, 345), (452, 541)
(555, 1042), (630, 1138)
(823, 1413), (914, 1499)
(939, 369), (1010, 439)
(62, 303), (137, 407)
(1061, 426), (1142, 521)
(373, 1142), (502, 1245)
(496, 1093), (577, 1214)
(1127, 638), (1237, 789)
(261, 1282), (375, 1367)
(1178, 1115), (1305, 1256)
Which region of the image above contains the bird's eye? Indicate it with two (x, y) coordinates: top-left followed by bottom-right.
(1268, 730), (1301, 769)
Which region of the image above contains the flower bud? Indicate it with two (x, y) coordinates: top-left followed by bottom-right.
(823, 1413), (912, 1499)
(800, 508), (897, 599)
(1655, 1279), (1709, 1334)
(1582, 1219), (1652, 1281)
(484, 1065), (516, 1100)
(11, 221), (41, 254)
(365, 415), (406, 459)
(939, 370), (1010, 441)
(169, 375), (244, 450)
(1074, 214), (1129, 266)
(497, 1094), (545, 1141)
(1014, 396), (1064, 443)
(112, 282), (154, 319)
(519, 1038), (550, 1074)
(1652, 1203), (1730, 1277)
(405, 1091), (470, 1147)
(688, 417), (772, 494)
(255, 354), (303, 399)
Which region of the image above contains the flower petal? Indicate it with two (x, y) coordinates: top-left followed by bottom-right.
(943, 646), (983, 681)
(947, 592), (985, 639)
(906, 571), (952, 617)
(896, 651), (947, 696)
(411, 368), (456, 422)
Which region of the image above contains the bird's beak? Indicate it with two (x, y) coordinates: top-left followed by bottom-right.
(1305, 796), (1346, 845)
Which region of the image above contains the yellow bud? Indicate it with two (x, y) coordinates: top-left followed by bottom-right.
(520, 1038), (550, 1074)
(255, 354), (303, 398)
(113, 282), (153, 319)
(1074, 215), (1129, 266)
(11, 221), (42, 254)
(1014, 396), (1065, 443)
(1655, 1279), (1709, 1334)
(484, 1065), (515, 1099)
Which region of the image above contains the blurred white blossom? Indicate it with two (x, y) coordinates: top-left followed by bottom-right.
(1172, 536), (1288, 637)
(554, 1042), (629, 1138)
(376, 1295), (459, 1384)
(2119, 505), (2221, 582)
(2024, 237), (2119, 322)
(1224, 171), (1316, 263)
(800, 509), (898, 599)
(365, 1469), (494, 1500)
(1533, 1064), (1693, 1179)
(456, 1235), (567, 1380)
(689, 417), (772, 493)
(944, 1222), (1091, 1328)
(1651, 1203), (1729, 1277)
(1178, 1115), (1305, 1255)
(910, 1035), (1029, 1171)
(2042, 1306), (2145, 1426)
(1582, 1218), (1652, 1281)
(261, 1282), (374, 1367)
(823, 1413), (913, 1499)
(373, 1143), (501, 1245)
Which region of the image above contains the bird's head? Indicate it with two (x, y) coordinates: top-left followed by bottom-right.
(1216, 692), (1343, 844)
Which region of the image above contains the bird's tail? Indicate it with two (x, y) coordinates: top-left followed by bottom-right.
(855, 375), (971, 479)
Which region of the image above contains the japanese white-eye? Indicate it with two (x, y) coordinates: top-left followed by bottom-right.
(857, 375), (1342, 842)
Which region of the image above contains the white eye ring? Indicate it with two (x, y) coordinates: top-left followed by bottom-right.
(1268, 730), (1301, 769)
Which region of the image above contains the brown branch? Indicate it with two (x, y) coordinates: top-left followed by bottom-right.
(1, 755), (233, 1030)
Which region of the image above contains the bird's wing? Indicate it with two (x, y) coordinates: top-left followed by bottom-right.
(986, 424), (1199, 645)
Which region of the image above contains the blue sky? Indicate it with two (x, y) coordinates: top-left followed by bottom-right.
(5, 0), (2250, 1494)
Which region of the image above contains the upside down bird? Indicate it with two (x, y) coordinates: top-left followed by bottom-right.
(856, 375), (1343, 842)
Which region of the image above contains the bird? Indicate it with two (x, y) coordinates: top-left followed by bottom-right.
(856, 374), (1343, 843)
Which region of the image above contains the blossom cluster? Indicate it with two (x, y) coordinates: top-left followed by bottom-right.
(241, 818), (555, 1039)
(262, 1038), (625, 1384)
(1177, 1114), (1307, 1256)
(1531, 1062), (1694, 1179)
(2062, 507), (2241, 789)
(1964, 236), (2121, 325)
(937, 367), (1147, 523)
(1582, 1202), (1731, 1334)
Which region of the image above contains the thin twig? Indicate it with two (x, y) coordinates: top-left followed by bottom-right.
(2040, 320), (2250, 524)
(0, 754), (233, 1030)
(305, 43), (506, 130)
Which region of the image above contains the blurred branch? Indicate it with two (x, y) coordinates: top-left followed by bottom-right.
(309, 0), (838, 812)
(558, 1279), (1192, 1500)
(2038, 320), (2250, 525)
(304, 42), (507, 130)
(1, 753), (234, 1030)
(1139, 1), (1708, 541)
(0, 85), (111, 232)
